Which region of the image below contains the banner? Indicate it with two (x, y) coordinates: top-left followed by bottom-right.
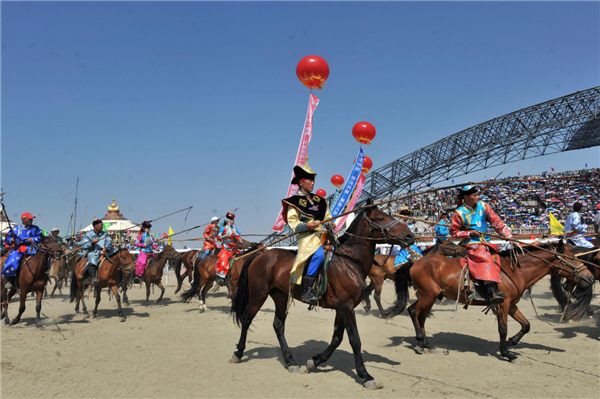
(272, 93), (320, 231)
(331, 148), (365, 217)
(334, 173), (366, 233)
(168, 226), (174, 246)
(549, 212), (564, 235)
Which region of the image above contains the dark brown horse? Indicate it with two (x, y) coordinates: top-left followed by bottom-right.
(383, 240), (594, 363)
(550, 245), (600, 320)
(1, 237), (63, 327)
(363, 240), (466, 316)
(140, 245), (181, 305)
(230, 205), (414, 388)
(180, 241), (260, 312)
(69, 248), (135, 322)
(175, 249), (200, 294)
(48, 245), (77, 297)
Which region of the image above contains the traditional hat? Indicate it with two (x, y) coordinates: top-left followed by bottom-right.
(51, 227), (60, 232)
(291, 158), (317, 185)
(226, 212), (235, 220)
(141, 220), (152, 229)
(458, 184), (478, 198)
(92, 219), (103, 227)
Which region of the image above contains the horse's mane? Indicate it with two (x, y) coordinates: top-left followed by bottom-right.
(338, 210), (365, 246)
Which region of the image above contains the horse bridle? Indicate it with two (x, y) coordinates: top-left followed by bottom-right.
(550, 250), (587, 276)
(363, 213), (405, 242)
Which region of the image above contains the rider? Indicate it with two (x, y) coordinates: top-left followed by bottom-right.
(434, 211), (451, 243)
(394, 209), (423, 268)
(281, 159), (332, 305)
(134, 221), (156, 277)
(202, 216), (220, 260)
(564, 202), (594, 248)
(215, 213), (242, 285)
(2, 212), (43, 290)
(50, 228), (64, 245)
(79, 219), (113, 286)
(450, 185), (513, 305)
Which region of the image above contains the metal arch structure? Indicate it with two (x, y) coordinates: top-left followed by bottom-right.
(263, 86), (600, 246)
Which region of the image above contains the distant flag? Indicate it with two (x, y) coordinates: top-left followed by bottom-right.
(551, 167), (555, 171)
(168, 226), (174, 246)
(102, 222), (111, 232)
(419, 185), (422, 189)
(518, 171), (520, 176)
(585, 163), (588, 167)
(451, 179), (454, 184)
(40, 229), (48, 236)
(549, 212), (564, 235)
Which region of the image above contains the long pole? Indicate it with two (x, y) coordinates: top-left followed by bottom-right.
(73, 177), (79, 237)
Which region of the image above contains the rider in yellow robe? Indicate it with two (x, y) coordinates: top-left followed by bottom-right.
(281, 159), (332, 305)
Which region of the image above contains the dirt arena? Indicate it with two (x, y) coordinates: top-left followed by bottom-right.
(2, 273), (599, 399)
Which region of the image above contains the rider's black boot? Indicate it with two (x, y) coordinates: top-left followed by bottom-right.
(89, 265), (99, 287)
(301, 276), (318, 306)
(4, 276), (16, 290)
(485, 282), (504, 305)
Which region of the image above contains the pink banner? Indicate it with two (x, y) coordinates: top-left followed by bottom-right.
(334, 174), (366, 233)
(272, 93), (320, 232)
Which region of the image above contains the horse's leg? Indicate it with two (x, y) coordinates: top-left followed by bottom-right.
(231, 287), (269, 363)
(416, 296), (437, 352)
(198, 280), (211, 313)
(155, 281), (165, 304)
(80, 282), (89, 318)
(362, 280), (374, 313)
(308, 311), (345, 369)
(145, 281), (151, 305)
(3, 288), (17, 325)
(497, 303), (519, 363)
(507, 304), (530, 348)
(111, 285), (126, 322)
(58, 279), (63, 296)
(374, 277), (386, 317)
(340, 306), (379, 388)
(35, 289), (44, 328)
(270, 290), (298, 371)
(93, 286), (102, 319)
(50, 277), (58, 298)
(10, 290), (27, 326)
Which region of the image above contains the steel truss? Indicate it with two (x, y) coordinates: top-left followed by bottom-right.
(264, 86), (600, 246)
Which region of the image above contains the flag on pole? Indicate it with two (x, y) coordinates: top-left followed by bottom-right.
(518, 171), (520, 176)
(549, 212), (564, 235)
(168, 226), (174, 246)
(40, 229), (49, 236)
(551, 167), (555, 171)
(102, 222), (111, 232)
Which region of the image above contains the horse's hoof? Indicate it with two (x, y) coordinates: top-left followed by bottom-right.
(198, 307), (205, 314)
(229, 354), (242, 364)
(288, 365), (300, 373)
(83, 313), (89, 319)
(363, 380), (383, 390)
(36, 325), (44, 330)
(414, 346), (424, 355)
(120, 317), (126, 323)
(425, 347), (438, 354)
(306, 359), (316, 370)
(510, 358), (522, 364)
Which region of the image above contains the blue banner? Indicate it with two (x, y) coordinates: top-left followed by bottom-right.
(331, 148), (365, 217)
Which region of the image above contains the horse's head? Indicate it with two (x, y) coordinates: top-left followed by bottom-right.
(237, 239), (255, 251)
(552, 240), (594, 288)
(40, 236), (63, 259)
(362, 200), (415, 247)
(117, 248), (135, 268)
(161, 244), (181, 260)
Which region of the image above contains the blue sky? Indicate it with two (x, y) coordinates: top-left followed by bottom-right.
(1, 1), (599, 244)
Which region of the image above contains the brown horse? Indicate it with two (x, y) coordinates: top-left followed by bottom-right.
(175, 249), (200, 294)
(363, 240), (467, 316)
(48, 245), (77, 297)
(550, 244), (600, 320)
(230, 205), (414, 388)
(383, 240), (595, 363)
(69, 248), (135, 322)
(180, 241), (261, 312)
(140, 245), (181, 305)
(1, 237), (63, 327)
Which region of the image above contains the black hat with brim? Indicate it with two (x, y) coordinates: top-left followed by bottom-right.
(291, 165), (316, 185)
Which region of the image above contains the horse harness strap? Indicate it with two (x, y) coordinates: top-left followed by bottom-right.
(363, 214), (401, 241)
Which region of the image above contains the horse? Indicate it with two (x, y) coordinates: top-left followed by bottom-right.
(180, 241), (262, 312)
(1, 237), (63, 327)
(382, 240), (595, 363)
(47, 245), (77, 298)
(362, 239), (467, 316)
(69, 248), (135, 322)
(230, 204), (414, 388)
(139, 245), (181, 305)
(175, 249), (201, 295)
(550, 245), (600, 320)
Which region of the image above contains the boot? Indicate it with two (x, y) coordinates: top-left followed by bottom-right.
(4, 277), (16, 290)
(215, 274), (226, 286)
(301, 276), (318, 306)
(89, 265), (99, 287)
(485, 282), (504, 305)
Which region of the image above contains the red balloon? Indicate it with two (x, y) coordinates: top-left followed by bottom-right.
(354, 156), (373, 174)
(331, 175), (344, 187)
(352, 122), (376, 145)
(296, 55), (330, 90)
(316, 189), (326, 197)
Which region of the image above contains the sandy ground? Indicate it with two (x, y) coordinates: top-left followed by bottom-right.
(1, 273), (599, 399)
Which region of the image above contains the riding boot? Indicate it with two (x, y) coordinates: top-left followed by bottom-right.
(485, 282), (504, 305)
(89, 265), (99, 287)
(4, 276), (16, 290)
(215, 274), (226, 286)
(301, 276), (318, 306)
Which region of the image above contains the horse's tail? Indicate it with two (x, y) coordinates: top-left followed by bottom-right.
(231, 255), (254, 327)
(550, 275), (569, 311)
(382, 261), (414, 319)
(173, 255), (183, 279)
(180, 258), (201, 303)
(68, 271), (78, 303)
(563, 284), (594, 321)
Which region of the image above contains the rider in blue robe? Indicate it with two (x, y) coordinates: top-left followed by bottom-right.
(79, 219), (113, 286)
(564, 202), (594, 248)
(434, 211), (450, 243)
(2, 212), (43, 289)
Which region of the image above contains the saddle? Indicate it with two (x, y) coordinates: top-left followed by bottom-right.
(299, 246), (333, 308)
(458, 255), (501, 312)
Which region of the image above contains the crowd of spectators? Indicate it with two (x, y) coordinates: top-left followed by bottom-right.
(382, 168), (600, 235)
